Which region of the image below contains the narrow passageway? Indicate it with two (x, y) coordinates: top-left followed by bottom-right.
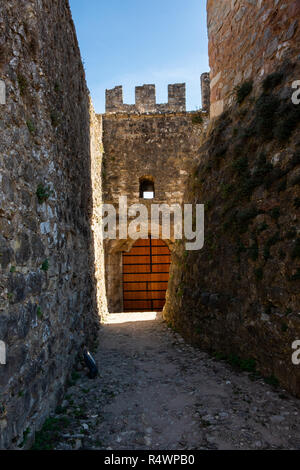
(52, 313), (300, 450)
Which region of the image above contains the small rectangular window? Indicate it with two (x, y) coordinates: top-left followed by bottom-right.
(140, 178), (155, 199)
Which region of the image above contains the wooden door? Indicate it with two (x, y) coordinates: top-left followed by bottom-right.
(123, 238), (171, 312)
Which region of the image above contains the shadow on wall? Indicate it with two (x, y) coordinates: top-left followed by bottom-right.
(0, 0), (106, 450)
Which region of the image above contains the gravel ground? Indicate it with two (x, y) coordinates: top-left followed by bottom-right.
(39, 312), (300, 451)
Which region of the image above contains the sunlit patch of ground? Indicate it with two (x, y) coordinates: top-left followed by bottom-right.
(104, 312), (159, 325)
(36, 311), (300, 450)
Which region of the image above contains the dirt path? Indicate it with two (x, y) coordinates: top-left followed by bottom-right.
(45, 312), (300, 451)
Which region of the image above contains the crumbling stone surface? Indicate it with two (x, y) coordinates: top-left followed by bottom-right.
(102, 111), (207, 312)
(33, 313), (300, 450)
(0, 0), (105, 449)
(90, 109), (108, 319)
(201, 73), (210, 114)
(207, 0), (300, 116)
(164, 62), (300, 397)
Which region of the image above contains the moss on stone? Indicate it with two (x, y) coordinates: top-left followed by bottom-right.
(17, 74), (28, 96)
(235, 81), (253, 105)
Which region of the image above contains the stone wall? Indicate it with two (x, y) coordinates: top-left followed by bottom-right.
(201, 72), (211, 114)
(207, 0), (300, 117)
(89, 107), (108, 321)
(164, 61), (300, 397)
(0, 0), (106, 449)
(102, 110), (207, 312)
(106, 83), (186, 114)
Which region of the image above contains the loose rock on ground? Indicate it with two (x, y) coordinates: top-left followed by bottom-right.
(40, 312), (300, 450)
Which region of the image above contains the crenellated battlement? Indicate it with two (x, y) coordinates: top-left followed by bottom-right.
(105, 83), (187, 114)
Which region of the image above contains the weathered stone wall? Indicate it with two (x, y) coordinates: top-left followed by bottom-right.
(207, 0), (300, 117)
(106, 84), (186, 114)
(102, 110), (207, 312)
(201, 72), (211, 114)
(164, 61), (300, 396)
(0, 0), (106, 449)
(90, 108), (108, 321)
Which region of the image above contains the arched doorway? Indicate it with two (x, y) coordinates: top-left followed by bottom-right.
(122, 238), (171, 312)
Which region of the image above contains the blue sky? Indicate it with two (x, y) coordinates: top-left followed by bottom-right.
(69, 0), (209, 113)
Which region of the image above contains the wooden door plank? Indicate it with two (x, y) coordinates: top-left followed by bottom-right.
(123, 238), (170, 312)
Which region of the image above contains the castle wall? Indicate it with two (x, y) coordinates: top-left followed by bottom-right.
(106, 83), (186, 114)
(102, 110), (206, 312)
(163, 36), (300, 395)
(90, 111), (108, 322)
(207, 0), (300, 117)
(0, 0), (106, 449)
(201, 72), (211, 114)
